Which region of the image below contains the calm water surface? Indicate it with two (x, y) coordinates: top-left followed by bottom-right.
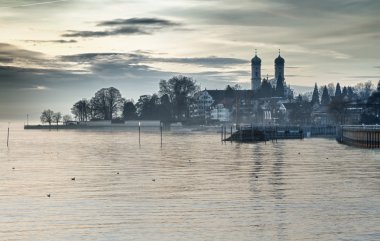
(0, 124), (379, 241)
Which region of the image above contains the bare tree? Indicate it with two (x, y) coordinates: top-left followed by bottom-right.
(159, 75), (200, 120)
(63, 114), (72, 124)
(71, 99), (91, 121)
(52, 112), (62, 126)
(40, 109), (54, 126)
(91, 87), (124, 120)
(327, 83), (335, 96)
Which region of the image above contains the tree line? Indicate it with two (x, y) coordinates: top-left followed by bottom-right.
(69, 75), (199, 123)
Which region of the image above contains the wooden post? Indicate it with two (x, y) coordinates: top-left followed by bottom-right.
(230, 126), (233, 143)
(160, 122), (163, 147)
(7, 123), (10, 147)
(221, 126), (223, 142)
(139, 121), (141, 146)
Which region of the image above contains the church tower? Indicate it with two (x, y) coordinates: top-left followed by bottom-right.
(275, 49), (285, 97)
(251, 50), (261, 90)
(274, 49), (285, 82)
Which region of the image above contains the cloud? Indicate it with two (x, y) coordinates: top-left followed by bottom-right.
(0, 42), (44, 64)
(97, 17), (180, 27)
(348, 75), (380, 79)
(62, 17), (181, 38)
(25, 39), (77, 44)
(0, 0), (68, 9)
(61, 52), (247, 68)
(62, 27), (148, 37)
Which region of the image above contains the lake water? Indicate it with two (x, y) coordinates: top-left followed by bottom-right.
(0, 124), (379, 241)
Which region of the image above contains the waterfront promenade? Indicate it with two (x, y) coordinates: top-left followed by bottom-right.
(337, 125), (380, 148)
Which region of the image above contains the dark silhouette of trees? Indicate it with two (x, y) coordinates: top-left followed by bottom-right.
(122, 101), (137, 120)
(342, 86), (348, 97)
(335, 83), (342, 98)
(225, 85), (235, 98)
(52, 112), (62, 126)
(159, 94), (172, 122)
(136, 94), (159, 120)
(63, 115), (72, 124)
(354, 81), (374, 100)
(71, 99), (91, 121)
(327, 83), (335, 96)
(288, 101), (312, 125)
(328, 98), (350, 124)
(159, 75), (200, 120)
(311, 83), (320, 105)
(90, 87), (124, 120)
(361, 81), (380, 124)
(40, 109), (54, 125)
(321, 86), (330, 106)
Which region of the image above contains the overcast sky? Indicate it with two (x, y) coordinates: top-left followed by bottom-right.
(0, 0), (379, 121)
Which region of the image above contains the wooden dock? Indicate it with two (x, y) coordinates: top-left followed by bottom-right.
(223, 125), (304, 142)
(337, 125), (380, 148)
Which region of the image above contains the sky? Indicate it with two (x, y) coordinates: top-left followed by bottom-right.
(0, 0), (379, 121)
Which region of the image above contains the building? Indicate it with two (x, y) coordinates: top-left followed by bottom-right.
(210, 104), (230, 122)
(251, 50), (292, 99)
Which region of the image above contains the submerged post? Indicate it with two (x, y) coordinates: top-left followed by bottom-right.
(221, 126), (223, 141)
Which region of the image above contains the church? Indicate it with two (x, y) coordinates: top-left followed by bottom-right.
(190, 50), (293, 124)
(251, 50), (287, 96)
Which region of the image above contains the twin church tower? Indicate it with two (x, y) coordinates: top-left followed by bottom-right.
(251, 50), (285, 91)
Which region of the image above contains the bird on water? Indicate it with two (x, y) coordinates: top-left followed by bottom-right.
(71, 177), (75, 181)
(47, 194), (51, 198)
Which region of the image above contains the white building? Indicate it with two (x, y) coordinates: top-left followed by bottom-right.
(210, 104), (230, 122)
(190, 90), (214, 119)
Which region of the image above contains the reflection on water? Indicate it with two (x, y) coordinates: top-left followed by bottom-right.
(0, 125), (379, 241)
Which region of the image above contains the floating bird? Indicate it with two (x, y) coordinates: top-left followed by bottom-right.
(298, 152), (300, 155)
(117, 172), (119, 175)
(255, 175), (258, 179)
(47, 194), (51, 198)
(71, 177), (75, 181)
(12, 167), (15, 170)
(152, 178), (156, 182)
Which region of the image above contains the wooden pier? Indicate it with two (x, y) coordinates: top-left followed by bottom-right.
(222, 125), (337, 142)
(337, 125), (380, 148)
(223, 125), (304, 142)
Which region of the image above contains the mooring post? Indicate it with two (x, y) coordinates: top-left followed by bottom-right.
(221, 126), (223, 142)
(7, 122), (10, 147)
(139, 121), (141, 146)
(230, 125), (233, 143)
(160, 122), (163, 147)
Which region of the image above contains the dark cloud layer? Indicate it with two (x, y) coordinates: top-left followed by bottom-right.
(62, 27), (148, 37)
(63, 17), (180, 38)
(61, 52), (247, 68)
(0, 43), (44, 65)
(97, 17), (180, 27)
(25, 39), (77, 44)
